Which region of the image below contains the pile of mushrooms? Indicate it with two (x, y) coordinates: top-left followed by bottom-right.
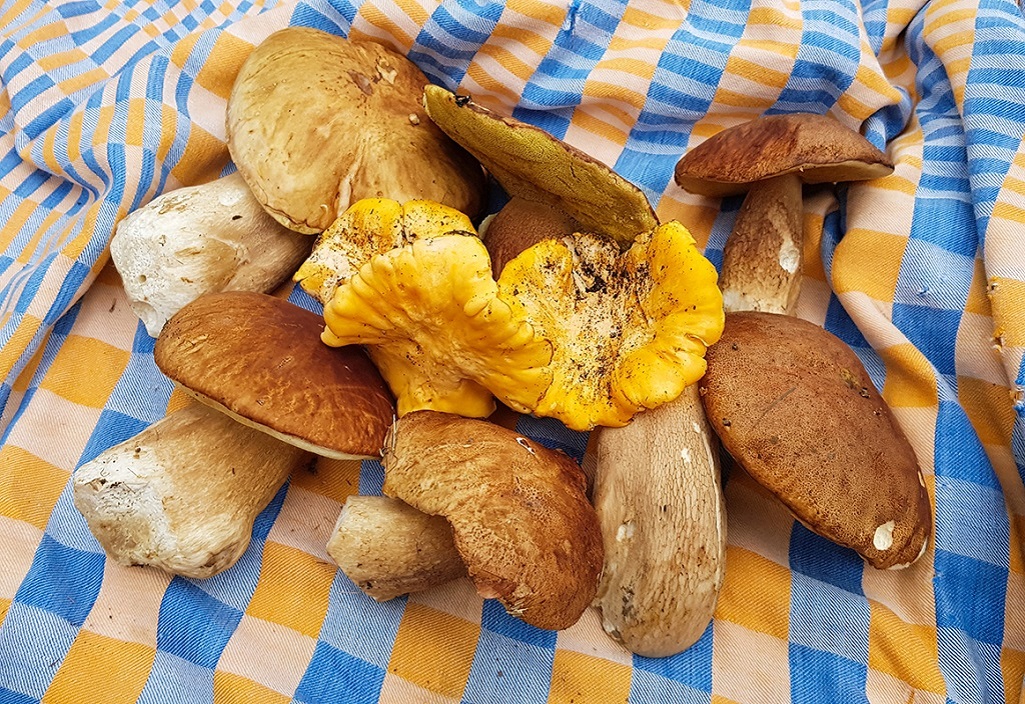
(76, 25), (933, 656)
(74, 291), (395, 578)
(675, 114), (932, 568)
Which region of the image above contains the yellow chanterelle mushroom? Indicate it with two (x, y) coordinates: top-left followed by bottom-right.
(322, 211), (723, 430)
(321, 233), (553, 418)
(499, 221), (724, 430)
(295, 197), (476, 304)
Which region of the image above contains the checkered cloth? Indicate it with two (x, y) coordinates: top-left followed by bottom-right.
(0, 0), (1022, 702)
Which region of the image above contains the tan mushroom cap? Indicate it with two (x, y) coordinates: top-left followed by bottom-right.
(698, 312), (932, 569)
(674, 113), (894, 198)
(423, 85), (657, 246)
(382, 410), (603, 630)
(481, 197), (579, 278)
(227, 28), (485, 234)
(154, 291), (395, 459)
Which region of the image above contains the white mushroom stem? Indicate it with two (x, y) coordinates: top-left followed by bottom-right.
(110, 171), (312, 337)
(719, 173), (803, 315)
(73, 403), (310, 579)
(327, 495), (466, 601)
(592, 384), (726, 657)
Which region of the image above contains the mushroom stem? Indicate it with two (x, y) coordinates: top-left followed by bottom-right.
(110, 172), (313, 338)
(73, 403), (310, 579)
(592, 384), (726, 657)
(719, 173), (803, 315)
(327, 495), (466, 601)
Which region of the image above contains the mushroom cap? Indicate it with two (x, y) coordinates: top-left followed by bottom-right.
(674, 113), (895, 198)
(423, 85), (657, 246)
(227, 28), (485, 234)
(498, 222), (724, 430)
(698, 311), (932, 569)
(294, 197), (476, 305)
(321, 233), (553, 419)
(481, 197), (579, 278)
(154, 291), (395, 459)
(382, 410), (603, 630)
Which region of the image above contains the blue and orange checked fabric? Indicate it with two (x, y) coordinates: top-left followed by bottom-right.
(0, 0), (1022, 702)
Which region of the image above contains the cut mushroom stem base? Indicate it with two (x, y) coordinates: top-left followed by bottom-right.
(327, 495), (466, 601)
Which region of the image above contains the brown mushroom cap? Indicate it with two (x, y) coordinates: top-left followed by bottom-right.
(154, 291), (395, 459)
(423, 85), (657, 246)
(698, 311), (931, 569)
(481, 197), (579, 277)
(227, 28), (485, 234)
(674, 113), (894, 198)
(382, 410), (603, 630)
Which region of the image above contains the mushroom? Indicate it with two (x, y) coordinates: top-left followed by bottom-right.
(293, 197), (476, 305)
(418, 86), (729, 656)
(592, 385), (725, 656)
(698, 312), (931, 568)
(480, 197), (579, 278)
(110, 171), (312, 337)
(321, 220), (723, 430)
(321, 232), (554, 419)
(73, 402), (310, 579)
(226, 27), (485, 234)
(75, 291), (397, 578)
(423, 84), (656, 246)
(381, 411), (603, 630)
(674, 114), (931, 568)
(327, 495), (466, 601)
(154, 290), (395, 459)
(496, 222), (724, 430)
(674, 113), (893, 314)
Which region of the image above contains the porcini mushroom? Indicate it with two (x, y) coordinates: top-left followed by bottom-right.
(674, 113), (893, 314)
(675, 113), (930, 569)
(382, 411), (603, 630)
(227, 27), (485, 234)
(74, 402), (310, 578)
(420, 87), (730, 656)
(592, 385), (725, 656)
(423, 84), (656, 246)
(110, 172), (312, 337)
(155, 291), (395, 459)
(480, 197), (579, 278)
(327, 495), (466, 601)
(698, 312), (931, 569)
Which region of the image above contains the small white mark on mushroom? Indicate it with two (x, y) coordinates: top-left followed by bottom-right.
(778, 239), (800, 274)
(515, 437), (535, 455)
(408, 113), (420, 126)
(887, 537), (929, 570)
(616, 522), (634, 541)
(602, 618), (622, 640)
(918, 470), (925, 488)
(377, 63), (398, 84)
(680, 447), (692, 464)
(691, 421), (702, 433)
(873, 520), (895, 551)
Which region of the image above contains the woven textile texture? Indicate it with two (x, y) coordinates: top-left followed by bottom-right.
(0, 0), (1023, 702)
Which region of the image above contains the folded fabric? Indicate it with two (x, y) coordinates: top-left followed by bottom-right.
(0, 0), (1022, 702)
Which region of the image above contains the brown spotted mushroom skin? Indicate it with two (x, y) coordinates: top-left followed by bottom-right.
(381, 410), (603, 630)
(698, 311), (932, 569)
